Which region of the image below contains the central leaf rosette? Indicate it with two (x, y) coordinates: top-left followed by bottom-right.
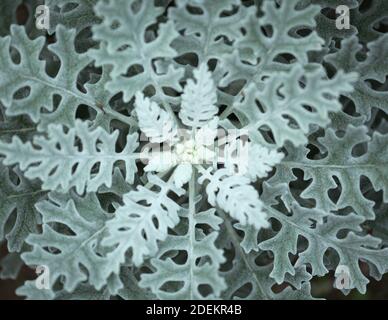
(142, 119), (219, 188)
(134, 63), (284, 230)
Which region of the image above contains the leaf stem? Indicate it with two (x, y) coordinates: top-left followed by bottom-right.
(188, 167), (196, 299)
(144, 170), (173, 189)
(218, 209), (270, 300)
(104, 106), (137, 128)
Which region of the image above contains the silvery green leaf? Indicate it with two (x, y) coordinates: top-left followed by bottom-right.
(103, 174), (184, 267)
(0, 26), (106, 130)
(22, 192), (119, 292)
(0, 120), (139, 194)
(90, 0), (184, 104)
(140, 209), (226, 299)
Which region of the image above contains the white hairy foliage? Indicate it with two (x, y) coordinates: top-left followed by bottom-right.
(134, 92), (177, 143)
(179, 63), (218, 128)
(1, 0), (382, 302)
